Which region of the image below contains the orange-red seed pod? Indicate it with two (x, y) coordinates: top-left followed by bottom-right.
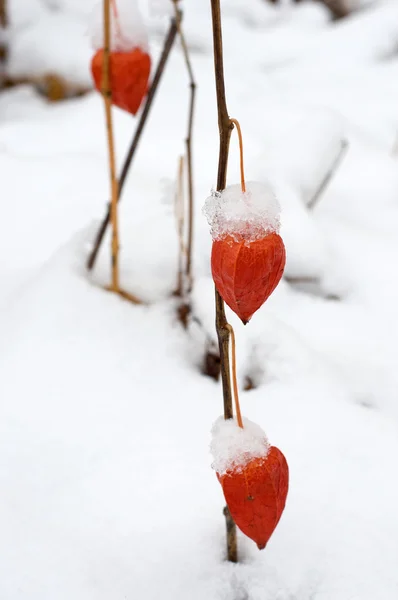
(217, 446), (289, 549)
(91, 48), (151, 116)
(211, 232), (286, 324)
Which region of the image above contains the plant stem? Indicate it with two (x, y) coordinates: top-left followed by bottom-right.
(174, 154), (186, 298)
(102, 0), (119, 291)
(226, 324), (243, 429)
(0, 0), (7, 82)
(210, 0), (237, 564)
(87, 17), (179, 272)
(230, 118), (246, 193)
(173, 2), (196, 293)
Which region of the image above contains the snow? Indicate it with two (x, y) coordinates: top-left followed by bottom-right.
(2, 0), (398, 599)
(210, 416), (270, 475)
(90, 0), (149, 53)
(203, 181), (281, 242)
(148, 0), (174, 19)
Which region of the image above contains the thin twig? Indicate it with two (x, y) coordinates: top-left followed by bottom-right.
(210, 0), (237, 564)
(0, 0), (7, 82)
(102, 0), (120, 291)
(174, 155), (186, 298)
(226, 324), (243, 429)
(173, 0), (196, 293)
(87, 17), (179, 271)
(0, 0), (6, 27)
(307, 139), (348, 210)
(230, 118), (246, 193)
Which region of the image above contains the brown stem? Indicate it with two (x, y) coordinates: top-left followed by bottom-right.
(226, 324), (243, 429)
(0, 0), (8, 75)
(173, 1), (196, 293)
(87, 17), (179, 271)
(223, 506), (238, 562)
(210, 0), (237, 564)
(230, 118), (246, 194)
(174, 155), (186, 298)
(102, 0), (119, 291)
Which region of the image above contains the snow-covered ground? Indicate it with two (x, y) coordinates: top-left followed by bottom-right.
(1, 0), (398, 598)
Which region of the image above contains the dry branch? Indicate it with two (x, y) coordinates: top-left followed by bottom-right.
(210, 0), (238, 564)
(101, 0), (120, 291)
(0, 0), (7, 82)
(173, 1), (196, 294)
(174, 155), (186, 299)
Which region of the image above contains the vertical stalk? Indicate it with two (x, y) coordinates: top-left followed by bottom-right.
(173, 2), (196, 292)
(102, 0), (120, 291)
(174, 155), (186, 298)
(210, 0), (237, 563)
(0, 0), (7, 82)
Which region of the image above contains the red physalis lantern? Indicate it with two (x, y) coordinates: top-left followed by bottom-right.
(218, 447), (288, 549)
(91, 48), (151, 115)
(212, 232), (285, 324)
(211, 416), (289, 550)
(204, 182), (286, 324)
(89, 0), (151, 115)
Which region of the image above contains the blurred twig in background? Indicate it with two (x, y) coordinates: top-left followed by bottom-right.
(0, 0), (7, 86)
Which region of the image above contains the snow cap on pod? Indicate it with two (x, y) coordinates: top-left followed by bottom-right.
(90, 0), (149, 53)
(203, 181), (281, 244)
(210, 416), (270, 476)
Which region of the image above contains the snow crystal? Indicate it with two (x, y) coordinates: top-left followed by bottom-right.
(210, 416), (270, 476)
(89, 0), (149, 53)
(203, 181), (281, 244)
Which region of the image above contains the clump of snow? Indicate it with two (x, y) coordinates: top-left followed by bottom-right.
(90, 0), (149, 53)
(203, 181), (281, 244)
(210, 416), (270, 476)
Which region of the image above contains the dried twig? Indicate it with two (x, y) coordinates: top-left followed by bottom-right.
(307, 139), (348, 210)
(210, 0), (238, 564)
(101, 0), (120, 292)
(172, 1), (196, 293)
(87, 16), (179, 271)
(174, 155), (186, 298)
(0, 0), (7, 75)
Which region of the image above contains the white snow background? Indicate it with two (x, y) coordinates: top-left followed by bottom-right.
(1, 0), (398, 599)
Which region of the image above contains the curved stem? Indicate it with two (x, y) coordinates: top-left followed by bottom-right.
(226, 324), (243, 429)
(230, 118), (246, 193)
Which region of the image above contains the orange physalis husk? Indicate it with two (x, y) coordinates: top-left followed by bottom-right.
(91, 48), (151, 115)
(217, 445), (289, 550)
(211, 232), (286, 325)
